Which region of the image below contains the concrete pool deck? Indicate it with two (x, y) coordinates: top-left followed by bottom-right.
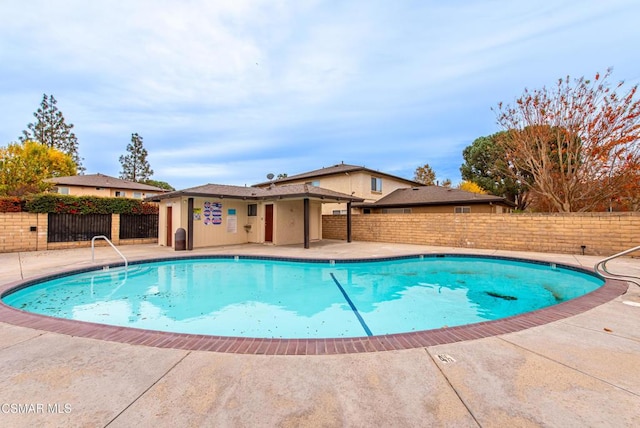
(0, 241), (638, 426)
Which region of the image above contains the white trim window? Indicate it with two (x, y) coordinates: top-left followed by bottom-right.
(56, 186), (70, 195)
(132, 192), (143, 199)
(115, 191), (126, 197)
(455, 206), (471, 213)
(371, 177), (382, 193)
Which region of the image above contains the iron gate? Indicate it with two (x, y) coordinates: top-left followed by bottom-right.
(47, 213), (112, 243)
(119, 214), (159, 239)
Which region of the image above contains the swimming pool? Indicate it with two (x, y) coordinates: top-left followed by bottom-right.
(1, 255), (605, 340)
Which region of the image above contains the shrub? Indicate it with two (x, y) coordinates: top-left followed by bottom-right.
(0, 197), (25, 212)
(24, 194), (159, 215)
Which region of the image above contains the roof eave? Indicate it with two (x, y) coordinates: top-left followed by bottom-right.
(253, 166), (420, 187)
(357, 199), (515, 208)
(256, 192), (364, 202)
(147, 191), (364, 203)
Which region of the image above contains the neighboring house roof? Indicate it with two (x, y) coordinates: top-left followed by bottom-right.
(253, 162), (421, 187)
(147, 183), (365, 202)
(46, 173), (169, 192)
(356, 186), (516, 208)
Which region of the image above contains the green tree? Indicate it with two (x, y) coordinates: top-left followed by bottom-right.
(20, 94), (84, 172)
(414, 164), (436, 185)
(276, 173), (288, 179)
(142, 179), (174, 191)
(495, 69), (640, 212)
(460, 132), (530, 210)
(119, 133), (154, 182)
(0, 140), (77, 196)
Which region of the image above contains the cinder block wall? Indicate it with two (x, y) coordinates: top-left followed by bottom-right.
(0, 213), (45, 252)
(0, 213), (157, 253)
(323, 213), (640, 256)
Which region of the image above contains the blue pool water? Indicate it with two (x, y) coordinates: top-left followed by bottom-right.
(2, 256), (603, 339)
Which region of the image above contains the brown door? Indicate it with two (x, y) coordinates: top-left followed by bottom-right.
(166, 206), (173, 247)
(265, 204), (273, 242)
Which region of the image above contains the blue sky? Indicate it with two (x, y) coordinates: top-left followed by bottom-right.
(1, 1), (639, 190)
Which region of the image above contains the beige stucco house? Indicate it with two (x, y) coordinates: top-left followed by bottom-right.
(148, 183), (363, 250)
(253, 162), (420, 215)
(46, 173), (169, 199)
(356, 186), (515, 213)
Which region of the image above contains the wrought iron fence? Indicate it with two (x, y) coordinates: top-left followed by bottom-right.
(119, 214), (159, 239)
(47, 213), (112, 243)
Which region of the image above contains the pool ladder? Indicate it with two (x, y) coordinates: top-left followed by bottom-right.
(594, 245), (640, 287)
(91, 235), (128, 271)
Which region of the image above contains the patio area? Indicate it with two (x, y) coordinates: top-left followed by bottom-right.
(0, 241), (639, 426)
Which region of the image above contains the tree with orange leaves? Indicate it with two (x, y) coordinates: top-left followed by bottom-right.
(0, 140), (77, 196)
(458, 181), (488, 194)
(615, 160), (640, 211)
(495, 69), (640, 212)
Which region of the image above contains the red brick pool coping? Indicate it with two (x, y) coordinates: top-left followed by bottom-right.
(0, 256), (628, 355)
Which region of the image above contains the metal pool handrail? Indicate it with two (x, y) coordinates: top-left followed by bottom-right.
(594, 245), (640, 287)
(91, 235), (128, 270)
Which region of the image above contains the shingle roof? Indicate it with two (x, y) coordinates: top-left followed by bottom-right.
(46, 173), (169, 192)
(253, 162), (420, 187)
(357, 186), (515, 207)
(148, 183), (364, 202)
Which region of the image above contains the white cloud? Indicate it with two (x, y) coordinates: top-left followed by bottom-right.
(153, 138), (275, 160)
(1, 0), (639, 190)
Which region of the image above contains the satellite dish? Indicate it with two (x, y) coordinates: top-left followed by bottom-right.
(266, 173), (275, 180)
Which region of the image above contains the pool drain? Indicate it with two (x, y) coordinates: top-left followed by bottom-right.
(485, 291), (517, 301)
